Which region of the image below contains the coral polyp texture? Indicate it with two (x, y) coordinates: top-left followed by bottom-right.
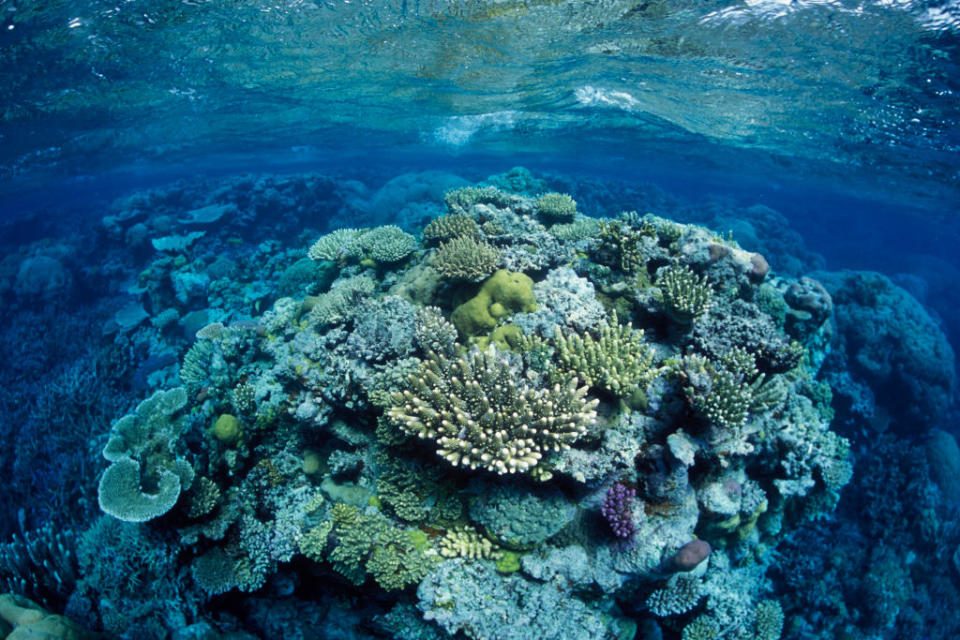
(7, 167), (916, 640)
(387, 345), (597, 475)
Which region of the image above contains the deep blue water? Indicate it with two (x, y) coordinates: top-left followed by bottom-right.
(1, 2), (959, 639)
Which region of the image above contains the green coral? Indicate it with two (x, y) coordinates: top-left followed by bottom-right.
(231, 381), (256, 416)
(414, 306), (458, 357)
(720, 347), (758, 379)
(444, 185), (513, 215)
(699, 369), (751, 429)
(658, 265), (713, 323)
(433, 236), (501, 282)
(376, 457), (436, 523)
(535, 192), (577, 222)
(308, 275), (376, 326)
(423, 213), (480, 243)
(299, 520), (334, 562)
(450, 269), (536, 337)
(495, 550), (522, 573)
(549, 217), (601, 241)
(308, 228), (364, 263)
(592, 219), (647, 273)
(677, 354), (753, 429)
(366, 528), (439, 591)
(191, 547), (265, 595)
(324, 503), (436, 590)
(748, 374), (788, 414)
(551, 314), (658, 398)
(360, 225), (418, 264)
(438, 525), (499, 560)
(646, 574), (703, 617)
(180, 340), (214, 388)
(682, 615), (719, 640)
(753, 600), (784, 640)
(212, 413), (241, 445)
(98, 388), (194, 523)
(327, 503), (386, 585)
(387, 344), (597, 476)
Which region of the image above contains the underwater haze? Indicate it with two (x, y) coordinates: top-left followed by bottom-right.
(0, 1), (958, 639)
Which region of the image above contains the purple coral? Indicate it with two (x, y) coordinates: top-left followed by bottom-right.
(601, 482), (637, 539)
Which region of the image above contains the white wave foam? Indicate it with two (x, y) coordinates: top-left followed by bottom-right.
(432, 111), (519, 147)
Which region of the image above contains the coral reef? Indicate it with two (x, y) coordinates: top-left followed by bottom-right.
(5, 167), (940, 640)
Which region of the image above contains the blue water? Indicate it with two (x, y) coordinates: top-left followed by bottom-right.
(1, 2), (959, 639)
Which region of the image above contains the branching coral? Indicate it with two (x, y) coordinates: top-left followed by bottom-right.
(387, 345), (597, 476)
(443, 185), (513, 215)
(414, 306), (458, 357)
(323, 503), (437, 590)
(677, 354), (753, 429)
(551, 314), (658, 398)
(437, 525), (499, 560)
(658, 265), (713, 323)
(601, 482), (638, 539)
(535, 192), (577, 222)
(432, 235), (501, 282)
(308, 275), (376, 326)
(360, 225), (418, 264)
(423, 213), (480, 243)
(647, 574), (704, 617)
(308, 228), (364, 263)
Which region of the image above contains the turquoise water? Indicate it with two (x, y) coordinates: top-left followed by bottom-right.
(0, 2), (958, 639)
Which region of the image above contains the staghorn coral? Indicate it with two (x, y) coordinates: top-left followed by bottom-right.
(308, 227), (364, 263)
(360, 225), (418, 263)
(0, 525), (77, 612)
(437, 525), (499, 560)
(413, 306), (458, 357)
(535, 192), (578, 222)
(658, 265), (713, 323)
(647, 574), (704, 617)
(550, 314), (658, 398)
(443, 185), (514, 215)
(753, 600), (784, 640)
(423, 213), (480, 243)
(677, 354), (753, 429)
(432, 235), (501, 282)
(387, 345), (597, 476)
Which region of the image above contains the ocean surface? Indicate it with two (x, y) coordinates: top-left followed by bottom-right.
(1, 1), (958, 639)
